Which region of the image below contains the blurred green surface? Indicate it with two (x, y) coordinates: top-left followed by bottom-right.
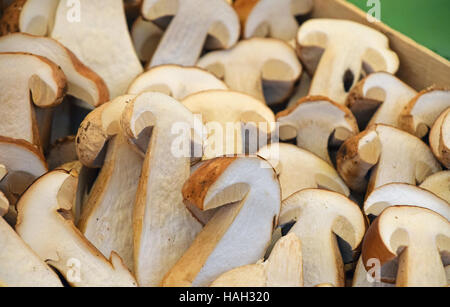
(347, 0), (450, 59)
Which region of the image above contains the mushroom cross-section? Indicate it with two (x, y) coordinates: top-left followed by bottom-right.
(420, 171), (450, 202)
(0, 33), (109, 107)
(210, 233), (303, 287)
(51, 0), (143, 98)
(429, 108), (450, 168)
(162, 156), (281, 287)
(362, 206), (450, 287)
(142, 0), (240, 67)
(280, 189), (366, 287)
(128, 65), (228, 100)
(120, 92), (204, 286)
(131, 16), (163, 64)
(257, 143), (349, 200)
(297, 19), (399, 104)
(337, 124), (442, 194)
(182, 90), (275, 159)
(399, 88), (450, 138)
(346, 72), (417, 129)
(0, 52), (66, 147)
(15, 170), (137, 287)
(234, 0), (313, 41)
(197, 37), (302, 105)
(276, 96), (359, 164)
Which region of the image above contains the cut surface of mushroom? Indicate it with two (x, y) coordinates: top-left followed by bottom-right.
(197, 37), (302, 105)
(399, 88), (450, 138)
(257, 143), (349, 200)
(131, 17), (163, 64)
(0, 216), (63, 287)
(163, 156), (281, 287)
(235, 0), (313, 41)
(210, 233), (303, 287)
(0, 52), (66, 146)
(297, 19), (399, 104)
(337, 124), (442, 194)
(280, 189), (365, 287)
(142, 0), (240, 67)
(277, 96), (359, 164)
(420, 171), (450, 202)
(429, 108), (450, 168)
(121, 92), (203, 286)
(352, 256), (393, 288)
(77, 95), (142, 271)
(362, 206), (450, 287)
(346, 72), (417, 129)
(15, 170), (137, 287)
(182, 90), (275, 159)
(128, 65), (228, 100)
(0, 33), (109, 107)
(51, 0), (143, 98)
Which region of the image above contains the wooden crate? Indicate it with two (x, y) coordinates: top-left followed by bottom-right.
(312, 0), (450, 90)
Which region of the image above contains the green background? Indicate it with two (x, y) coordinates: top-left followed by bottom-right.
(347, 0), (450, 59)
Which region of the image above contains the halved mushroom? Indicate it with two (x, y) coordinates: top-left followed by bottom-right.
(337, 124), (441, 194)
(210, 233), (303, 287)
(257, 143), (349, 200)
(362, 206), (449, 287)
(429, 108), (450, 168)
(51, 0), (143, 98)
(77, 95), (142, 271)
(131, 17), (163, 64)
(280, 189), (366, 287)
(197, 37), (302, 105)
(420, 171), (450, 202)
(128, 65), (228, 100)
(120, 92), (204, 286)
(162, 156), (280, 287)
(142, 0), (240, 67)
(399, 88), (450, 138)
(346, 72), (417, 129)
(234, 0), (313, 41)
(15, 169), (137, 287)
(182, 90), (275, 159)
(0, 33), (109, 107)
(297, 19), (399, 104)
(287, 72), (312, 108)
(352, 256), (393, 288)
(0, 0), (58, 35)
(0, 52), (66, 147)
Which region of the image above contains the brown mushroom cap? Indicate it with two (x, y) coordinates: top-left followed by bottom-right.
(420, 171), (450, 202)
(429, 108), (450, 168)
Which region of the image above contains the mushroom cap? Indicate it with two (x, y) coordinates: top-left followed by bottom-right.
(0, 33), (109, 107)
(429, 108), (450, 168)
(277, 95), (359, 164)
(420, 171), (450, 203)
(128, 65), (228, 100)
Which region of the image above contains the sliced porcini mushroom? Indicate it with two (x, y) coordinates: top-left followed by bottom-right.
(142, 0), (240, 67)
(128, 65), (228, 100)
(47, 136), (78, 170)
(277, 96), (359, 164)
(0, 215), (63, 287)
(352, 256), (393, 288)
(182, 90), (275, 159)
(337, 124), (441, 194)
(287, 72), (312, 108)
(420, 171), (450, 202)
(257, 143), (349, 200)
(429, 108), (450, 168)
(51, 0), (143, 98)
(297, 19), (399, 104)
(15, 170), (137, 287)
(234, 0), (313, 41)
(77, 95), (142, 271)
(280, 189), (366, 287)
(198, 37), (302, 105)
(0, 33), (109, 107)
(362, 206), (450, 287)
(120, 92), (203, 286)
(210, 233), (303, 287)
(346, 72), (417, 129)
(399, 88), (450, 138)
(0, 0), (58, 35)
(162, 156), (281, 287)
(0, 52), (66, 146)
(131, 17), (163, 64)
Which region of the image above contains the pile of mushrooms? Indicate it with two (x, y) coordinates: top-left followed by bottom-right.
(0, 0), (448, 287)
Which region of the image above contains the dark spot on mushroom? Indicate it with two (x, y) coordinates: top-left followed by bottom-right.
(343, 69), (355, 93)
